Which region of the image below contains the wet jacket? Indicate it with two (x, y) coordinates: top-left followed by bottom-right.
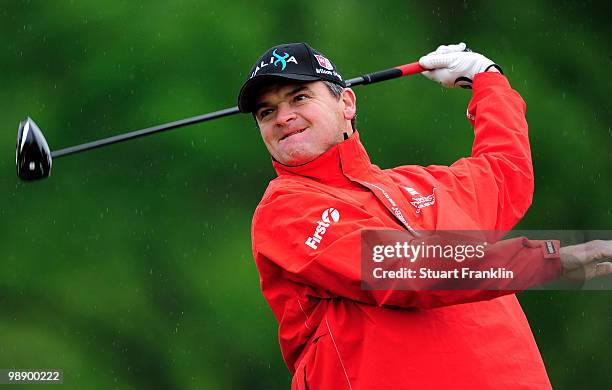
(251, 73), (561, 389)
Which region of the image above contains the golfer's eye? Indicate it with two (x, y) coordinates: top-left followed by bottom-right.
(258, 108), (273, 119)
(294, 94), (308, 102)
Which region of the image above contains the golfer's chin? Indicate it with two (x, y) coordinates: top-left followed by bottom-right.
(274, 145), (321, 167)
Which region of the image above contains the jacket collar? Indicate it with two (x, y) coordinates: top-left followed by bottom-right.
(272, 131), (372, 186)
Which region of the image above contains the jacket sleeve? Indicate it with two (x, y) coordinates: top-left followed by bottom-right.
(252, 188), (561, 310)
(389, 72), (533, 230)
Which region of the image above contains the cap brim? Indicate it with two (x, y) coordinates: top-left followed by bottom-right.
(238, 73), (321, 113)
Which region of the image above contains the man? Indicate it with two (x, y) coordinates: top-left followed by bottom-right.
(238, 42), (612, 389)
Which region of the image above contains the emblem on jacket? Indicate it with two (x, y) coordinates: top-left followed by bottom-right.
(404, 187), (437, 214)
(305, 208), (340, 250)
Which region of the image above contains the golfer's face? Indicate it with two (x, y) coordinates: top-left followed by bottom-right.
(254, 81), (346, 166)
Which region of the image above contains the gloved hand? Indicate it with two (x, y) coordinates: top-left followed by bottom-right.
(419, 43), (501, 89)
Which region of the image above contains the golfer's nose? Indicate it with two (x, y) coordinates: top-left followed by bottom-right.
(275, 103), (296, 125)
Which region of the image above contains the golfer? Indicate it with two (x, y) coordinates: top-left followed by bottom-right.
(238, 42), (612, 389)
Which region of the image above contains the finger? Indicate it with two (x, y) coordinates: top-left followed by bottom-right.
(433, 42), (466, 54)
(595, 262), (612, 278)
(419, 53), (457, 70)
(584, 240), (612, 262)
(420, 70), (446, 86)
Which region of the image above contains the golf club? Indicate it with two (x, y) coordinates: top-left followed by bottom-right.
(16, 62), (425, 181)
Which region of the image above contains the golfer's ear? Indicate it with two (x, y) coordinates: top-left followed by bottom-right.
(341, 88), (356, 121)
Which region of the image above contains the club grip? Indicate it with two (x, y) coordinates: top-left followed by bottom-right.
(395, 62), (426, 76)
(345, 61), (425, 87)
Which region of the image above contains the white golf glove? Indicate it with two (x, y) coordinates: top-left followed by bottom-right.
(419, 43), (501, 89)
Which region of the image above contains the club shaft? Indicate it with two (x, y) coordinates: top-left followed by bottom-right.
(50, 62), (424, 159)
(51, 106), (240, 158)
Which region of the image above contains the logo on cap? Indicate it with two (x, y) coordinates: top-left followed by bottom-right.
(272, 49), (290, 70)
(314, 54), (334, 71)
(250, 49), (299, 78)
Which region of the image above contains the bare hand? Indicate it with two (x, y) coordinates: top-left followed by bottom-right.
(560, 240), (612, 281)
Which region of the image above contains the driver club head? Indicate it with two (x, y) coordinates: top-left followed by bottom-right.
(16, 117), (52, 181)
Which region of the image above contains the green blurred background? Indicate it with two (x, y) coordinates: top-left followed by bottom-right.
(1, 1), (610, 388)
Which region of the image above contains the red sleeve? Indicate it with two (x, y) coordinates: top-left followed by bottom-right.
(252, 189), (560, 311)
(389, 72), (533, 230)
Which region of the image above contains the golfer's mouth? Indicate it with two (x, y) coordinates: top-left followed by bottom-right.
(280, 128), (307, 141)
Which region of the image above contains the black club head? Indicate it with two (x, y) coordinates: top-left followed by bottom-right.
(16, 117), (52, 181)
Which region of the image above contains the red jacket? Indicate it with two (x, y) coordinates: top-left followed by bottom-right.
(251, 73), (561, 389)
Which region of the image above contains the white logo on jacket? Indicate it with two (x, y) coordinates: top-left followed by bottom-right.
(404, 186), (437, 214)
(305, 208), (340, 250)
